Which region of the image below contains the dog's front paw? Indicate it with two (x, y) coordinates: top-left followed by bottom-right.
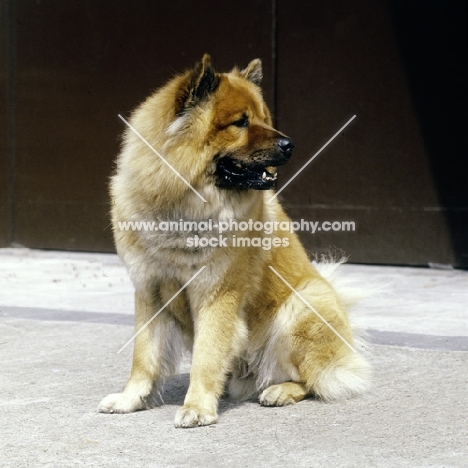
(174, 405), (217, 428)
(98, 392), (146, 414)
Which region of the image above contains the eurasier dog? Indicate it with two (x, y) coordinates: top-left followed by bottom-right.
(98, 55), (370, 427)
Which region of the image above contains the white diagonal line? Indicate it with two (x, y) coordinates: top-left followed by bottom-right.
(268, 115), (356, 203)
(118, 114), (207, 203)
(117, 266), (206, 354)
(268, 266), (357, 353)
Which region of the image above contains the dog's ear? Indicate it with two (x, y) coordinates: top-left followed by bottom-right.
(177, 54), (219, 115)
(240, 59), (263, 86)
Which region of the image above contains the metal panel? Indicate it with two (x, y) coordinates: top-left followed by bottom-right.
(276, 0), (467, 266)
(0, 2), (11, 246)
(12, 0), (274, 251)
(7, 0), (466, 265)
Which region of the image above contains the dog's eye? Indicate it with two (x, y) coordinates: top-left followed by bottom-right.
(231, 115), (249, 128)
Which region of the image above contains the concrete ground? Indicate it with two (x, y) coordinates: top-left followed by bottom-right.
(0, 248), (467, 468)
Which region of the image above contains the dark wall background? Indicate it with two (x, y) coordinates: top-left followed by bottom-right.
(1, 0), (467, 267)
(276, 0), (467, 267)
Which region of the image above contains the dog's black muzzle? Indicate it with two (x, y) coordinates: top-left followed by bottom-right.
(215, 136), (295, 190)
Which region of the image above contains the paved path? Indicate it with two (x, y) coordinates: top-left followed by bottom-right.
(1, 249), (467, 467)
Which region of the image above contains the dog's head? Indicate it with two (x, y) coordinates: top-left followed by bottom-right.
(171, 54), (294, 190)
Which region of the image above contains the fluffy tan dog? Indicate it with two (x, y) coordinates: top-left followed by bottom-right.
(98, 55), (370, 427)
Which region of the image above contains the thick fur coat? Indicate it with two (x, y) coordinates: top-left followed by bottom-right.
(98, 55), (370, 427)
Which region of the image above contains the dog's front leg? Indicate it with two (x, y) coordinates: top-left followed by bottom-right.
(174, 293), (247, 428)
(99, 288), (179, 414)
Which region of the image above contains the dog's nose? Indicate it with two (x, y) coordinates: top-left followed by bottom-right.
(277, 137), (294, 153)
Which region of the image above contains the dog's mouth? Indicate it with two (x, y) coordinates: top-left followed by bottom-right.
(214, 137), (294, 190)
(215, 158), (279, 190)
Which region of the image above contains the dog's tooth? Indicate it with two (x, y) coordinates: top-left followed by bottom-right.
(262, 171), (267, 180)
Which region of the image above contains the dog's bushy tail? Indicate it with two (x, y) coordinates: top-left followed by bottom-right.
(312, 255), (370, 308)
(310, 254), (374, 399)
(311, 351), (371, 401)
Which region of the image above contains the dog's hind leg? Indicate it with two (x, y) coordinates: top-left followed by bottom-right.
(290, 280), (371, 402)
(257, 278), (370, 407)
(98, 287), (186, 413)
(259, 381), (308, 406)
